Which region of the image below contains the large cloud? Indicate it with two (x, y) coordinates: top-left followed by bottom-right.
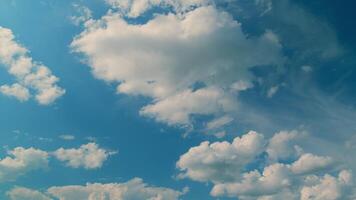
(71, 1), (282, 130)
(7, 178), (185, 200)
(177, 130), (353, 199)
(0, 147), (49, 182)
(0, 27), (65, 105)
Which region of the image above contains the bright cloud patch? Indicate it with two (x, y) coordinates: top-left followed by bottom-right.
(0, 27), (65, 105)
(53, 143), (116, 169)
(7, 178), (185, 200)
(177, 130), (354, 199)
(71, 2), (282, 131)
(0, 147), (49, 182)
(7, 187), (52, 200)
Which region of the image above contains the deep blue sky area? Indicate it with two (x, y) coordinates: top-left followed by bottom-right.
(0, 0), (356, 200)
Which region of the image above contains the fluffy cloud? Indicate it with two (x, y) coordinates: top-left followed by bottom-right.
(7, 187), (52, 200)
(0, 147), (49, 182)
(71, 1), (282, 130)
(53, 143), (116, 169)
(0, 27), (65, 105)
(301, 170), (353, 200)
(7, 178), (185, 200)
(177, 130), (352, 199)
(140, 87), (237, 126)
(266, 130), (303, 162)
(176, 131), (266, 182)
(290, 153), (333, 175)
(0, 83), (30, 101)
(0, 143), (114, 183)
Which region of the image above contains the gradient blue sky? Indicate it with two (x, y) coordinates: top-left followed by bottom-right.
(0, 0), (356, 199)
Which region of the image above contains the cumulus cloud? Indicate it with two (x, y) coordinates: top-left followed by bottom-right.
(266, 130), (303, 162)
(0, 27), (65, 105)
(0, 147), (49, 182)
(7, 178), (185, 200)
(71, 1), (282, 131)
(0, 83), (30, 101)
(290, 153), (333, 175)
(0, 143), (115, 183)
(53, 143), (116, 169)
(7, 187), (52, 200)
(176, 131), (266, 183)
(301, 170), (353, 200)
(177, 130), (352, 199)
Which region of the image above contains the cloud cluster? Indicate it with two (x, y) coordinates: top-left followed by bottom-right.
(177, 130), (353, 199)
(71, 1), (282, 132)
(0, 27), (65, 105)
(0, 143), (113, 183)
(7, 178), (185, 200)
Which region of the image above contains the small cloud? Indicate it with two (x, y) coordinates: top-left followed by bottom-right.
(85, 136), (97, 142)
(59, 134), (75, 140)
(230, 80), (254, 92)
(38, 137), (53, 142)
(301, 65), (313, 73)
(70, 4), (92, 26)
(267, 85), (279, 98)
(206, 116), (233, 130)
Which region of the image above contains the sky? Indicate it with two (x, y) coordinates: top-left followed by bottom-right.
(0, 0), (356, 199)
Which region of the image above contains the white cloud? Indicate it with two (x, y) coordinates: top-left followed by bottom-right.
(140, 87), (237, 126)
(59, 134), (75, 140)
(177, 130), (354, 199)
(211, 163), (292, 197)
(0, 83), (30, 101)
(0, 143), (114, 183)
(7, 187), (52, 200)
(176, 131), (266, 183)
(301, 65), (313, 73)
(0, 27), (65, 105)
(48, 178), (184, 200)
(70, 4), (92, 26)
(71, 2), (282, 130)
(266, 130), (303, 162)
(0, 147), (49, 182)
(301, 170), (353, 200)
(8, 178), (185, 200)
(53, 143), (116, 169)
(267, 85), (279, 98)
(290, 153), (333, 175)
(230, 80), (254, 92)
(206, 115), (234, 130)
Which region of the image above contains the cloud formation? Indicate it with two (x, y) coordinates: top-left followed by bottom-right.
(7, 178), (185, 200)
(71, 1), (282, 132)
(0, 142), (114, 183)
(0, 27), (65, 105)
(53, 143), (116, 169)
(177, 130), (353, 199)
(0, 147), (49, 182)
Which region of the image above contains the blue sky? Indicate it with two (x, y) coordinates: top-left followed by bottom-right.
(0, 0), (356, 199)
